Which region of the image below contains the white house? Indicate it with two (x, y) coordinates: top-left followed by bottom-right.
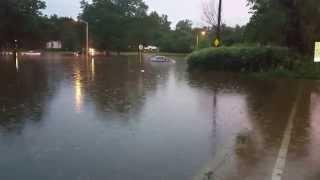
(46, 41), (62, 49)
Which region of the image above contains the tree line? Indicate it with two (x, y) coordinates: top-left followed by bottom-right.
(244, 0), (320, 54)
(0, 0), (195, 53)
(1, 0), (318, 54)
(0, 0), (84, 51)
(79, 0), (197, 53)
(0, 0), (244, 53)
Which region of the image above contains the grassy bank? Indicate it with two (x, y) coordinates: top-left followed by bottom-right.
(187, 46), (319, 79)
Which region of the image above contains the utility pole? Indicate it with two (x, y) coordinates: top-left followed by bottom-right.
(216, 0), (222, 47)
(85, 22), (89, 57)
(196, 33), (199, 49)
(79, 19), (89, 57)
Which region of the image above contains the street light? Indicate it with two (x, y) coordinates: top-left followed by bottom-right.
(196, 30), (207, 49)
(78, 19), (89, 57)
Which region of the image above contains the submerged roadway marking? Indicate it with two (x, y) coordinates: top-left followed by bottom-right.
(271, 87), (302, 180)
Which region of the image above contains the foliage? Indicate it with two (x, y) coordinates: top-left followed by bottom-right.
(220, 25), (246, 46)
(0, 0), (195, 53)
(80, 0), (149, 51)
(42, 15), (83, 51)
(176, 20), (193, 32)
(202, 24), (246, 48)
(0, 0), (46, 50)
(187, 46), (292, 72)
(245, 0), (320, 54)
(80, 0), (194, 53)
(159, 20), (193, 53)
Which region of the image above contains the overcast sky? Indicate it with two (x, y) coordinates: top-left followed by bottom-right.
(43, 0), (251, 27)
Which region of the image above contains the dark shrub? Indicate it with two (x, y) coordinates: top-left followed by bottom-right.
(187, 46), (292, 72)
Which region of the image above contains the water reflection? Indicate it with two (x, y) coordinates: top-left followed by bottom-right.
(86, 56), (149, 119)
(74, 71), (83, 113)
(91, 58), (95, 81)
(309, 92), (320, 167)
(188, 70), (300, 180)
(281, 84), (320, 180)
(15, 54), (19, 72)
(0, 56), (59, 134)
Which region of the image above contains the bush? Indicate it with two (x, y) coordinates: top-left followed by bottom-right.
(187, 46), (293, 72)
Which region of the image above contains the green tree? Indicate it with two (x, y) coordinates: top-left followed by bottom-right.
(176, 20), (192, 32)
(220, 25), (245, 46)
(159, 20), (193, 53)
(79, 0), (200, 53)
(245, 0), (320, 54)
(0, 0), (46, 50)
(80, 0), (149, 52)
(46, 16), (82, 51)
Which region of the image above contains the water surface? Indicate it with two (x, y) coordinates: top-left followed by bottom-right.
(0, 54), (319, 180)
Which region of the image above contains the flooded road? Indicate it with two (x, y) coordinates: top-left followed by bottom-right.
(0, 54), (319, 180)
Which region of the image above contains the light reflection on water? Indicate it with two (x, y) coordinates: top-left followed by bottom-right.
(309, 93), (320, 167)
(15, 54), (19, 72)
(91, 58), (95, 81)
(74, 70), (83, 113)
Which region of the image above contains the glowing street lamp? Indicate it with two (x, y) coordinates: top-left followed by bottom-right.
(196, 30), (207, 49)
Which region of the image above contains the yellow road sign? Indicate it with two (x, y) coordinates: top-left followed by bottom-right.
(213, 38), (220, 47)
(315, 42), (320, 62)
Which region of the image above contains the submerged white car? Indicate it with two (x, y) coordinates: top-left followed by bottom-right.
(21, 51), (42, 56)
(149, 56), (171, 62)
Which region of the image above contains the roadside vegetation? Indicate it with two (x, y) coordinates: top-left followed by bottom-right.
(187, 46), (320, 79)
(188, 46), (292, 72)
(188, 0), (320, 80)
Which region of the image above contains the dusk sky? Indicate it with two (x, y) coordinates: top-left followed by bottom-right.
(43, 0), (251, 27)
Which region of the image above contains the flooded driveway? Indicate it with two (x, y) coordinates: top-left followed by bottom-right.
(0, 54), (319, 180)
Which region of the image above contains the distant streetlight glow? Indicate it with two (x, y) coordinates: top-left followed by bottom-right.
(196, 29), (207, 49)
(89, 48), (95, 56)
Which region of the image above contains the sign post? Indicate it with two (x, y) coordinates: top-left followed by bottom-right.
(138, 44), (144, 73)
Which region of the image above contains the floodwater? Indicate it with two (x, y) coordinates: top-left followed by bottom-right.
(0, 54), (319, 180)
